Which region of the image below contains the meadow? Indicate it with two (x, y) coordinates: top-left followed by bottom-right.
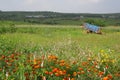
(0, 24), (120, 80)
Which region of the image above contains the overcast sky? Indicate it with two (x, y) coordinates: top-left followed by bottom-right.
(0, 0), (120, 13)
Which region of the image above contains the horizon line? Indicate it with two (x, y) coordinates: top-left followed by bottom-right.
(0, 10), (120, 14)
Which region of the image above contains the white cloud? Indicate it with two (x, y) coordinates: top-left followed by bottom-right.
(0, 0), (120, 13)
(87, 0), (101, 3)
(24, 0), (37, 5)
(66, 0), (102, 3)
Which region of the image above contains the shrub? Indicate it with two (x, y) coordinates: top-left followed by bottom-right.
(84, 18), (106, 27)
(0, 24), (16, 34)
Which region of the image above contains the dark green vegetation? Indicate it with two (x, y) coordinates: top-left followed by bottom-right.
(0, 11), (120, 26)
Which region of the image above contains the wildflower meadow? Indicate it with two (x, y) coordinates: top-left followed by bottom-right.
(0, 24), (120, 80)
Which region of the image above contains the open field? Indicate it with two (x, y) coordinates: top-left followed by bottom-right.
(6, 24), (120, 53)
(0, 24), (120, 80)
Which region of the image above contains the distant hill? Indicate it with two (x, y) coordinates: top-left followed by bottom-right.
(0, 11), (120, 26)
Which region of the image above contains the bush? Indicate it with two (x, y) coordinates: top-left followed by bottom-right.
(9, 24), (16, 33)
(0, 24), (16, 34)
(84, 18), (106, 27)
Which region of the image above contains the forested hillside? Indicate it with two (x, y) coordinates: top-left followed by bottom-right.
(0, 11), (120, 26)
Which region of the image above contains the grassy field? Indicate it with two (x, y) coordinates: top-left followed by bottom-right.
(2, 24), (120, 53)
(0, 24), (120, 80)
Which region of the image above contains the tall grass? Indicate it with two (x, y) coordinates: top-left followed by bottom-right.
(0, 24), (120, 80)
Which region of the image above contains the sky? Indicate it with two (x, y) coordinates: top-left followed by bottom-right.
(0, 0), (120, 13)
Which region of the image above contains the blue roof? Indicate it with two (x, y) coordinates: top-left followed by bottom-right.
(84, 23), (100, 32)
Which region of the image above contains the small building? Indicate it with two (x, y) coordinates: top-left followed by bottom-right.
(83, 23), (102, 34)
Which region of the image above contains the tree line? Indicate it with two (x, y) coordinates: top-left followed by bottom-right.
(0, 11), (120, 26)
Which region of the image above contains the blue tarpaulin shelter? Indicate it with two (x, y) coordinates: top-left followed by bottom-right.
(84, 23), (101, 33)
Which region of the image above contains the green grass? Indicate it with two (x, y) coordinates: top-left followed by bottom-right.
(0, 25), (120, 56)
(0, 24), (120, 80)
(0, 25), (120, 58)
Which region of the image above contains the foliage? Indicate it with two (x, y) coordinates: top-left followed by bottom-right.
(0, 11), (120, 26)
(84, 18), (106, 27)
(0, 24), (120, 79)
(0, 49), (119, 80)
(0, 22), (16, 33)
